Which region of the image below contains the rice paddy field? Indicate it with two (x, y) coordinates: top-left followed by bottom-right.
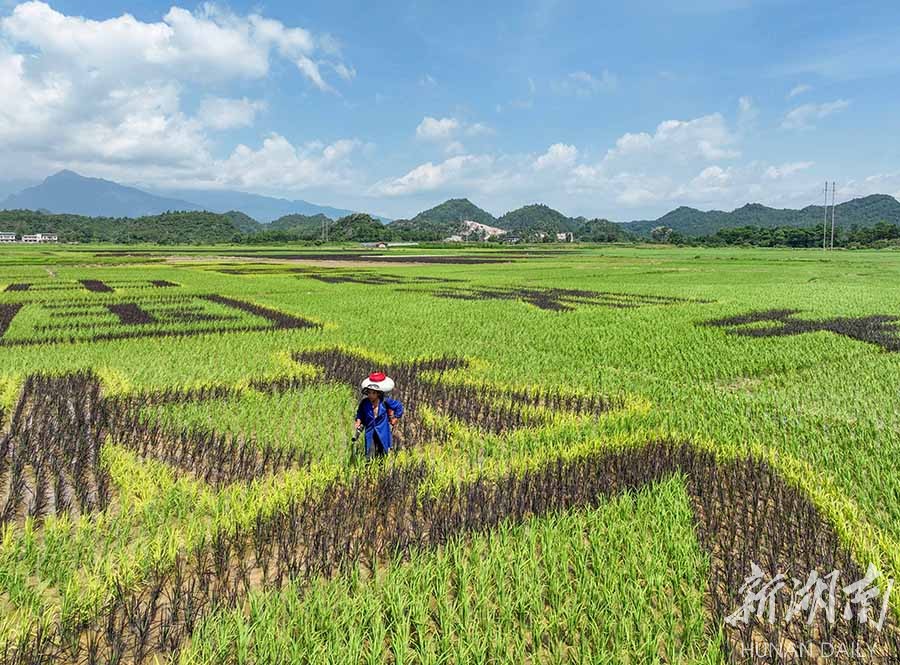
(1, 243), (899, 664)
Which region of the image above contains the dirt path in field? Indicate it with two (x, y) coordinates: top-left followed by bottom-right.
(165, 255), (486, 268)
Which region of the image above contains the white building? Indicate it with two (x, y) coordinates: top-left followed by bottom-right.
(21, 233), (58, 243)
(0, 232), (16, 243)
(556, 232), (574, 242)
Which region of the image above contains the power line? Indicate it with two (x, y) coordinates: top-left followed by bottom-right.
(830, 181), (836, 250)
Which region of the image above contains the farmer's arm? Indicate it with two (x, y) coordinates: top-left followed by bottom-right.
(385, 397), (403, 423)
(355, 401), (365, 429)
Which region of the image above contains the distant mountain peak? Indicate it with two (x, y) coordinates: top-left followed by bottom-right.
(499, 203), (574, 233)
(2, 170), (202, 218)
(411, 198), (496, 224)
(45, 170), (114, 186)
(0, 170), (391, 223)
(50, 169), (80, 179)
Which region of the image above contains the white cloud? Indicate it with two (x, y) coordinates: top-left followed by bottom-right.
(370, 155), (492, 196)
(562, 115), (823, 211)
(763, 161), (814, 180)
(737, 96), (757, 132)
(373, 110), (848, 218)
(0, 3), (353, 182)
(376, 112), (745, 210)
(415, 116), (492, 149)
(832, 173), (900, 202)
(368, 106), (886, 220)
(198, 96), (266, 130)
(676, 165), (734, 198)
(316, 32), (342, 56)
(533, 143), (578, 170)
(1, 2), (260, 80)
(555, 69), (617, 97)
(788, 83), (812, 98)
(332, 62), (356, 81)
(444, 141), (465, 155)
(419, 74), (437, 87)
(296, 56), (333, 93)
(416, 116), (460, 141)
(665, 161), (827, 208)
(605, 113), (739, 163)
(465, 122), (493, 137)
(0, 2), (339, 85)
(617, 184), (663, 206)
(214, 135), (361, 191)
(781, 99), (850, 130)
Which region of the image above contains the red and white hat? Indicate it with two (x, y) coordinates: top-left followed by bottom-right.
(361, 371), (395, 393)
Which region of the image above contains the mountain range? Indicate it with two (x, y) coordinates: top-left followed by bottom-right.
(1, 171), (388, 223)
(4, 171), (203, 218)
(2, 170), (900, 240)
(390, 199), (628, 241)
(621, 195), (900, 237)
(148, 187), (390, 224)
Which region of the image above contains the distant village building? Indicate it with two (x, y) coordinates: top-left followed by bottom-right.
(0, 232), (16, 243)
(556, 232), (574, 242)
(359, 241), (418, 248)
(21, 233), (58, 243)
(454, 220), (507, 242)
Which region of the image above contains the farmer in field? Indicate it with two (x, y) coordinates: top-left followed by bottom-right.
(354, 371), (404, 459)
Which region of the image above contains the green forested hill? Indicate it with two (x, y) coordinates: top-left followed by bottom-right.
(242, 213), (389, 243)
(576, 217), (632, 242)
(223, 211), (262, 234)
(499, 204), (575, 233)
(268, 213), (331, 234)
(411, 198), (497, 226)
(0, 210), (245, 244)
(389, 198), (497, 239)
(498, 204), (631, 241)
(623, 195), (900, 237)
(4, 194), (898, 245)
(326, 213), (391, 241)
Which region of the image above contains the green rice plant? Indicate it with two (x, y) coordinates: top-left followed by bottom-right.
(182, 476), (723, 664)
(2, 246), (900, 662)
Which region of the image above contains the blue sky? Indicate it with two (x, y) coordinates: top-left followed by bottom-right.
(1, 0), (898, 220)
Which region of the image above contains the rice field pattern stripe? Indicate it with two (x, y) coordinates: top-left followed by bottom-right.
(3, 442), (898, 664)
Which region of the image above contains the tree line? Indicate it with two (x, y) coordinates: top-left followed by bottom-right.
(651, 222), (900, 248)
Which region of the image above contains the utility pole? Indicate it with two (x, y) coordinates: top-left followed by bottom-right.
(830, 181), (836, 250)
(822, 182), (829, 250)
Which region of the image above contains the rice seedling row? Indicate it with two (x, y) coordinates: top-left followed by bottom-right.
(0, 295), (319, 347)
(1, 245), (899, 664)
(703, 308), (900, 352)
(4, 440), (897, 663)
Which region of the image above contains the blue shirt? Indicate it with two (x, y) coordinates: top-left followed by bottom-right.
(356, 396), (404, 454)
